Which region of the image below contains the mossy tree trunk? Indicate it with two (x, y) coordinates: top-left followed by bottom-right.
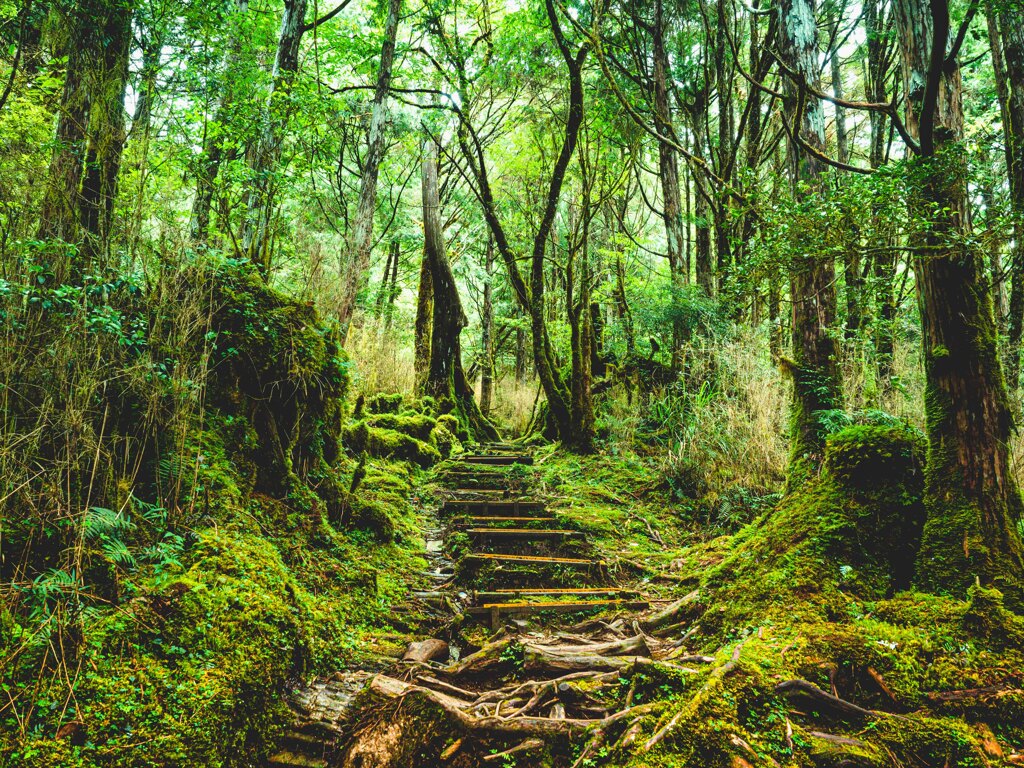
(37, 0), (132, 278)
(480, 235), (494, 416)
(78, 0), (131, 271)
(778, 0), (843, 475)
(989, 10), (1024, 390)
(414, 247), (433, 394)
(894, 0), (1024, 601)
(420, 139), (498, 442)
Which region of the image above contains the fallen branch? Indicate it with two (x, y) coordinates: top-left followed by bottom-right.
(481, 738), (544, 761)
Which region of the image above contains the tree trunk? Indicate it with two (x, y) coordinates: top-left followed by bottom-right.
(653, 0), (687, 363)
(779, 0), (844, 474)
(421, 140), (497, 441)
(480, 236), (495, 416)
(865, 0), (897, 385)
(991, 10), (1024, 390)
(37, 3), (96, 252)
(241, 0), (308, 275)
(336, 0), (402, 338)
(78, 0), (132, 271)
(894, 0), (1024, 601)
(414, 249), (433, 394)
(691, 94), (715, 297)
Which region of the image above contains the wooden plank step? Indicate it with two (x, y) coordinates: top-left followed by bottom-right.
(464, 553), (601, 566)
(465, 516), (557, 524)
(478, 587), (627, 598)
(460, 454), (534, 466)
(467, 600), (649, 629)
(466, 528), (584, 539)
(442, 499), (544, 514)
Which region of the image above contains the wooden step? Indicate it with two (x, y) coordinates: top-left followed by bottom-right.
(477, 587), (628, 599)
(442, 499), (544, 515)
(460, 454), (534, 466)
(465, 516), (557, 524)
(464, 553), (602, 566)
(467, 600), (648, 629)
(466, 528), (584, 540)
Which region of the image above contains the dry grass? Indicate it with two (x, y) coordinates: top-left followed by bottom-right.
(345, 321), (416, 398)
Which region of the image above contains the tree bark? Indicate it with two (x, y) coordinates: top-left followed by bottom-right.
(414, 248), (433, 395)
(653, 0), (687, 352)
(480, 236), (495, 416)
(78, 0), (132, 270)
(894, 0), (1024, 601)
(778, 0), (844, 474)
(336, 0), (402, 337)
(421, 140), (497, 440)
(990, 9), (1024, 390)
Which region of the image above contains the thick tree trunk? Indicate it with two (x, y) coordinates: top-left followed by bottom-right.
(37, 4), (96, 251)
(894, 0), (1024, 601)
(414, 250), (433, 394)
(779, 0), (843, 474)
(192, 0), (249, 243)
(991, 11), (1024, 390)
(336, 0), (402, 338)
(241, 0), (308, 275)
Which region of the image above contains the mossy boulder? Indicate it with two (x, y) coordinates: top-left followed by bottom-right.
(364, 413), (436, 442)
(430, 424), (461, 459)
(343, 423), (441, 468)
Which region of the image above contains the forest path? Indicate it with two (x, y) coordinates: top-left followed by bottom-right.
(269, 446), (706, 768)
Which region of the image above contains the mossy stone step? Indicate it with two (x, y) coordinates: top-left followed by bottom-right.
(476, 587), (630, 599)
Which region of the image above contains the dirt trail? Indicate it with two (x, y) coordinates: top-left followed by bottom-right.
(269, 446), (700, 767)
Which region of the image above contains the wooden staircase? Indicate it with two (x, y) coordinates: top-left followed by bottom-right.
(441, 447), (646, 629)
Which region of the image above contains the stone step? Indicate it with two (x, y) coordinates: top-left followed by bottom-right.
(466, 528), (584, 540)
(467, 599), (648, 630)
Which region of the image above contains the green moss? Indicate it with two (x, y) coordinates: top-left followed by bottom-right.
(364, 413), (436, 442)
(430, 424), (461, 459)
(365, 392), (404, 414)
(344, 424), (441, 468)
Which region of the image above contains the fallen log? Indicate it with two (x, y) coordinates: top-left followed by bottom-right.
(643, 590), (700, 631)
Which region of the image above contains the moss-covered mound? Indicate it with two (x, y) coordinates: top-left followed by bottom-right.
(341, 394), (463, 468)
(205, 263), (349, 496)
